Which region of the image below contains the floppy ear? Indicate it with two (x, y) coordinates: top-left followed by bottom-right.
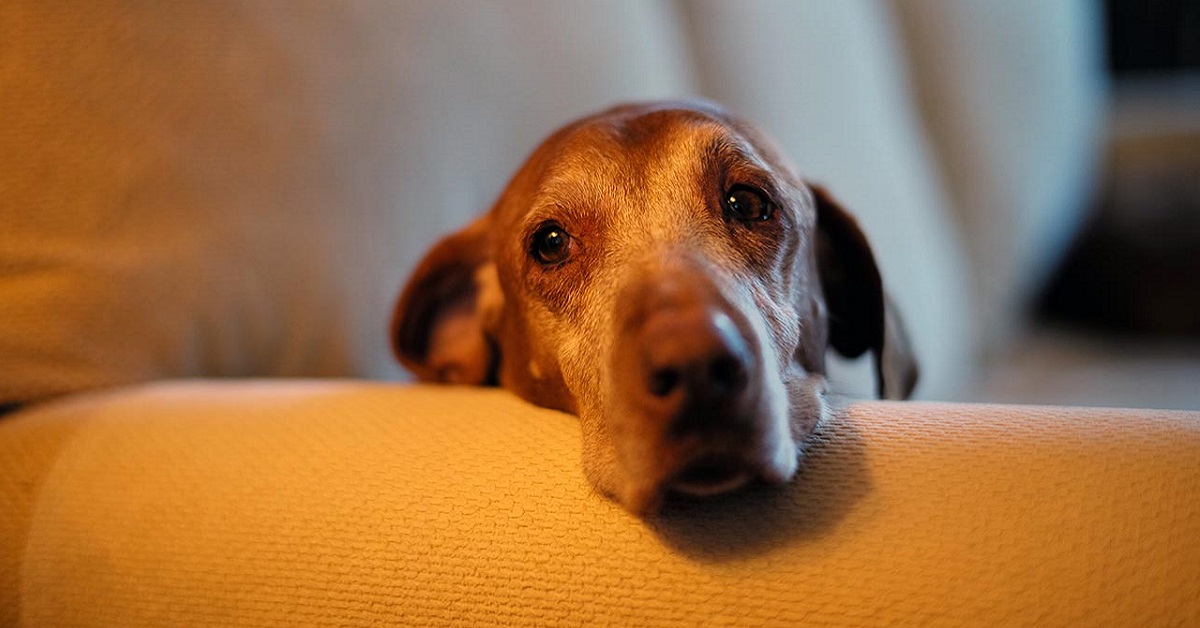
(811, 185), (919, 400)
(391, 215), (503, 385)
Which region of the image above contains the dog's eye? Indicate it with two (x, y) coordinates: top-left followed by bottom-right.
(723, 186), (772, 222)
(530, 222), (573, 265)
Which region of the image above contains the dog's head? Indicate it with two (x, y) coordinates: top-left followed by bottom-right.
(392, 101), (917, 514)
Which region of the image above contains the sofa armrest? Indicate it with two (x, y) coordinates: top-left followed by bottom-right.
(2, 381), (1197, 626)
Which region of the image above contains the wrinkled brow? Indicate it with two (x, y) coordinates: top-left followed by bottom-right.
(704, 134), (785, 202)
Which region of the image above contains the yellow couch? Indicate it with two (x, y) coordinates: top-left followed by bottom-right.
(3, 381), (1197, 626)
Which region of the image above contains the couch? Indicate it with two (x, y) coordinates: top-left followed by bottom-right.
(4, 2), (1196, 626)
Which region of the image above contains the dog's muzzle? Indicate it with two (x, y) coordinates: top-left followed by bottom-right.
(612, 269), (793, 501)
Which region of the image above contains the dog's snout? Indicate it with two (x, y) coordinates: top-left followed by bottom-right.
(636, 304), (754, 415)
(605, 269), (795, 510)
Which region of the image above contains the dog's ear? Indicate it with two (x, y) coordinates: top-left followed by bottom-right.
(391, 216), (503, 385)
(811, 185), (919, 400)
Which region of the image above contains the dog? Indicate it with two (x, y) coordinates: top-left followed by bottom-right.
(392, 101), (917, 515)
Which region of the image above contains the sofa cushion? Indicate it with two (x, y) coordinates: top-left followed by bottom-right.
(2, 381), (1197, 626)
(0, 1), (690, 405)
(892, 0), (1107, 349)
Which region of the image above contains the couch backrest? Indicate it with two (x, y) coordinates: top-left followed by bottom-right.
(2, 1), (986, 404)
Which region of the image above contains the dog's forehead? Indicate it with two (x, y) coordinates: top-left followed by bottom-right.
(558, 107), (763, 176)
(493, 105), (813, 229)
(532, 108), (803, 214)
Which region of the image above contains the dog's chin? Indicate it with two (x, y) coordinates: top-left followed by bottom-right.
(594, 424), (801, 517)
(581, 372), (826, 516)
(669, 455), (756, 496)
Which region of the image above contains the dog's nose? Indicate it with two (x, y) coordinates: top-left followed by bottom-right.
(636, 304), (754, 421)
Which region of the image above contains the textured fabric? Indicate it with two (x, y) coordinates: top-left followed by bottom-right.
(0, 1), (691, 404)
(2, 381), (1197, 627)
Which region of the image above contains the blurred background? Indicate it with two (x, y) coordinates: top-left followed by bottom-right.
(2, 0), (1197, 410)
(1004, 0), (1200, 410)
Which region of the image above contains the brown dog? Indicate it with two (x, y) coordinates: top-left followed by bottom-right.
(392, 101), (917, 515)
